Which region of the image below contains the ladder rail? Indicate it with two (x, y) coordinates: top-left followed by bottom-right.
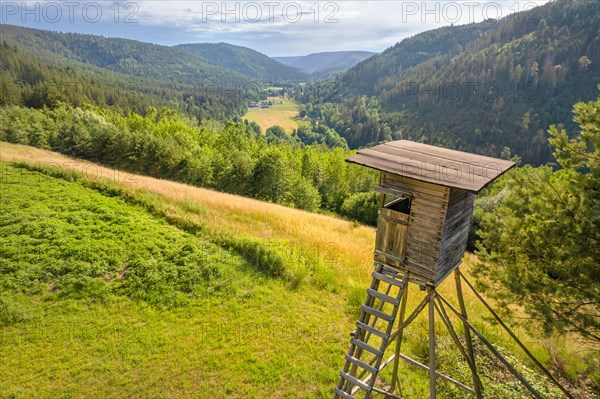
(335, 267), (409, 398)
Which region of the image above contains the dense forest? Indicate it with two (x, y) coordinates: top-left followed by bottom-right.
(0, 39), (254, 120)
(298, 0), (600, 165)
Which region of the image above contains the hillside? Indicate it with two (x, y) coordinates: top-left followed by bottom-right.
(1, 142), (595, 398)
(303, 0), (600, 165)
(274, 51), (377, 77)
(0, 24), (251, 86)
(0, 2), (599, 396)
(0, 25), (261, 120)
(176, 42), (306, 82)
(338, 21), (499, 94)
(0, 143), (367, 398)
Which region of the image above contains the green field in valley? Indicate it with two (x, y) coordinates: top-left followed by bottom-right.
(243, 97), (309, 133)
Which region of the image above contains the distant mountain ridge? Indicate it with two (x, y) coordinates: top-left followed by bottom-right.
(0, 24), (377, 87)
(174, 42), (306, 82)
(0, 24), (315, 120)
(0, 24), (251, 85)
(0, 25), (306, 85)
(274, 51), (377, 77)
(0, 24), (270, 120)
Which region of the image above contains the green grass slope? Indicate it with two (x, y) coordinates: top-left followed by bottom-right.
(0, 144), (595, 398)
(0, 161), (349, 398)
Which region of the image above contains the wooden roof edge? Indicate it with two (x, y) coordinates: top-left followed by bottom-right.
(387, 140), (516, 166)
(383, 141), (516, 170)
(345, 149), (517, 194)
(472, 159), (517, 192)
(345, 156), (480, 193)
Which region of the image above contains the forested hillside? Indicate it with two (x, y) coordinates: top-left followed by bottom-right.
(300, 0), (600, 164)
(0, 40), (252, 120)
(176, 43), (306, 82)
(0, 25), (300, 121)
(339, 21), (499, 94)
(0, 24), (250, 85)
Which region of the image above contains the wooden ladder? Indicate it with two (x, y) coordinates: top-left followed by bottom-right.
(334, 265), (408, 399)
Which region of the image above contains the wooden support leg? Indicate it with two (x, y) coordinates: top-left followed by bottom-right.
(428, 289), (436, 399)
(390, 283), (408, 396)
(437, 292), (546, 399)
(456, 269), (575, 399)
(432, 295), (483, 396)
(454, 270), (483, 398)
(387, 295), (429, 343)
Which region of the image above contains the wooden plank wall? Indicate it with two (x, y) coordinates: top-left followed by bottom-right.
(380, 172), (449, 282)
(435, 187), (475, 283)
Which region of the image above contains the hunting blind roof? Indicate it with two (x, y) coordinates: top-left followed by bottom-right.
(346, 140), (515, 193)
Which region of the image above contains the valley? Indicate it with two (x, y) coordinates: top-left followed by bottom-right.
(243, 96), (308, 133)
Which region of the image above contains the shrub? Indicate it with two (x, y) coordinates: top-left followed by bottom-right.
(340, 191), (379, 226)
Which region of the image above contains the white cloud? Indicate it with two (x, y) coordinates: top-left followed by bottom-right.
(5, 1), (551, 55)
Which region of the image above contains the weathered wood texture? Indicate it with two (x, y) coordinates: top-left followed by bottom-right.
(376, 173), (449, 282)
(434, 188), (475, 283)
(376, 173), (474, 285)
(346, 140), (515, 193)
(353, 140), (511, 286)
(375, 208), (409, 265)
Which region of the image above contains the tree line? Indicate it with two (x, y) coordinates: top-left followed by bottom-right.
(0, 103), (379, 221)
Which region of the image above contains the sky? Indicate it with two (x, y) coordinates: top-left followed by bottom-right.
(1, 1), (550, 56)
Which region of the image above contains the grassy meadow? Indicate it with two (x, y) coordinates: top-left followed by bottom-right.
(243, 97), (309, 133)
(0, 142), (595, 398)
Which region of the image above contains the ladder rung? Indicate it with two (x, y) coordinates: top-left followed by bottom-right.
(372, 271), (405, 287)
(371, 386), (405, 399)
(351, 338), (383, 357)
(367, 288), (400, 306)
(334, 387), (357, 399)
(361, 305), (394, 322)
(339, 371), (372, 392)
(356, 321), (389, 339)
(345, 354), (378, 374)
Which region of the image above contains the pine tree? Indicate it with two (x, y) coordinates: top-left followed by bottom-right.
(476, 92), (600, 341)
